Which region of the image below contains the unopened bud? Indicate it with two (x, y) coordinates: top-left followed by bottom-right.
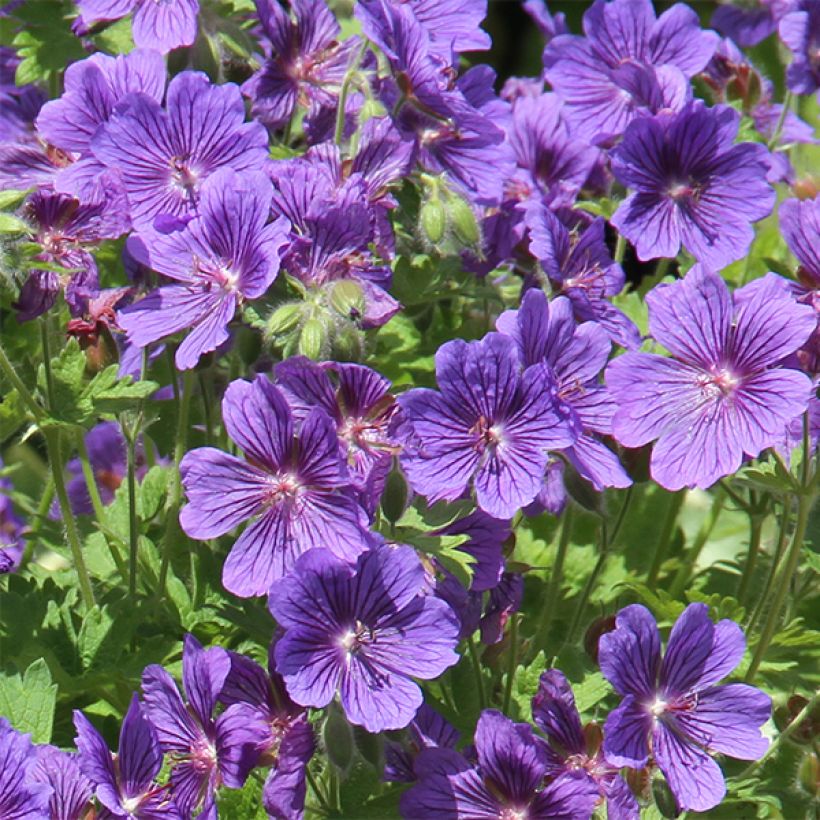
(298, 318), (325, 360)
(420, 199), (446, 245)
(332, 325), (365, 362)
(447, 195), (480, 246)
(265, 303), (302, 338)
(798, 752), (819, 797)
(329, 280), (365, 318)
(322, 702), (354, 773)
(652, 776), (680, 818)
(381, 466), (408, 524)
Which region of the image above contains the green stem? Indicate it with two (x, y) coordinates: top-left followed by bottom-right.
(40, 319), (55, 410)
(305, 767), (332, 815)
(718, 479), (753, 513)
(75, 431), (128, 580)
(502, 614), (519, 716)
(766, 90), (793, 149)
(647, 490), (686, 588)
(198, 370), (214, 445)
(0, 342), (44, 421)
(609, 485), (634, 548)
(745, 418), (814, 683)
(334, 39), (369, 147)
(669, 488), (726, 597)
(534, 506), (574, 653)
(654, 258), (671, 280)
(567, 520), (609, 644)
(18, 477), (55, 570)
(45, 429), (95, 608)
(156, 369), (194, 599)
(467, 635), (487, 710)
(737, 503), (766, 606)
(614, 234), (626, 264)
(747, 500), (791, 633)
(126, 433), (139, 598)
(740, 689), (819, 778)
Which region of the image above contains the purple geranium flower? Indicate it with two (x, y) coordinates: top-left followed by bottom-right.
(74, 695), (181, 818)
(76, 0), (199, 53)
(0, 461), (25, 574)
(498, 290), (632, 508)
(384, 704), (460, 783)
(36, 49), (165, 203)
(610, 101), (775, 269)
(269, 159), (400, 327)
(243, 0), (363, 130)
(0, 47), (44, 143)
(400, 709), (601, 819)
(524, 0), (569, 43)
(532, 670), (639, 820)
(220, 643), (315, 820)
(0, 718), (52, 818)
(29, 746), (94, 820)
(13, 186), (129, 322)
(120, 168), (289, 370)
(142, 634), (263, 818)
(606, 267), (815, 490)
(268, 544), (460, 732)
(543, 0), (717, 144)
(506, 93), (600, 210)
(180, 375), (372, 597)
(525, 202), (641, 350)
(275, 356), (400, 515)
(599, 604), (772, 812)
(780, 0), (820, 94)
(398, 332), (578, 519)
(712, 0), (794, 47)
(92, 71), (269, 228)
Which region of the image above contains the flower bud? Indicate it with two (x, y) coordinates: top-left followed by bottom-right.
(323, 702), (355, 773)
(381, 466), (408, 524)
(798, 751), (819, 797)
(298, 318), (325, 360)
(329, 280), (365, 319)
(652, 776), (680, 818)
(353, 725), (384, 770)
(331, 325), (365, 362)
(420, 199), (446, 245)
(446, 194), (480, 246)
(265, 303), (302, 339)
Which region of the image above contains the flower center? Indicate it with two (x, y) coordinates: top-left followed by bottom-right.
(190, 737), (218, 774)
(471, 415), (504, 452)
(499, 807), (529, 820)
(265, 473), (301, 505)
(668, 180), (697, 201)
(170, 157), (199, 199)
(649, 697), (668, 719)
(697, 365), (741, 400)
(339, 620), (375, 656)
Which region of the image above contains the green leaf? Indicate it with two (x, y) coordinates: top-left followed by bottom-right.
(38, 338), (90, 427)
(139, 465), (170, 520)
(93, 16), (133, 53)
(87, 366), (158, 416)
(0, 659), (57, 742)
(77, 606), (115, 673)
(572, 671), (610, 714)
(0, 389), (28, 443)
(0, 189), (30, 210)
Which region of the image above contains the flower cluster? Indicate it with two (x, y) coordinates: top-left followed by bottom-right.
(0, 0), (817, 817)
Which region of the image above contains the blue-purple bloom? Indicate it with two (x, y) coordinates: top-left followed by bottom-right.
(532, 670), (638, 820)
(779, 0), (820, 94)
(180, 375), (372, 597)
(36, 49), (165, 203)
(610, 101), (775, 268)
(29, 746), (93, 820)
(275, 356), (400, 515)
(0, 718), (52, 818)
(0, 461), (25, 574)
(607, 267), (815, 490)
(243, 0), (363, 131)
(599, 604), (771, 812)
(525, 202), (641, 351)
(497, 290), (632, 511)
(398, 332), (578, 519)
(120, 168), (289, 370)
(543, 0), (717, 144)
(712, 0), (794, 47)
(75, 0), (199, 53)
(384, 704), (460, 783)
(400, 709), (601, 819)
(220, 643), (315, 820)
(268, 544), (460, 732)
(92, 71), (269, 228)
(74, 695), (181, 818)
(141, 634), (263, 818)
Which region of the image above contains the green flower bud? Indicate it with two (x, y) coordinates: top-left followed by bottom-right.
(265, 303), (302, 338)
(381, 467), (408, 525)
(298, 318), (325, 360)
(322, 702), (355, 773)
(652, 776), (680, 819)
(332, 325), (365, 362)
(329, 280), (365, 318)
(420, 199), (446, 245)
(798, 752), (819, 797)
(447, 195), (480, 246)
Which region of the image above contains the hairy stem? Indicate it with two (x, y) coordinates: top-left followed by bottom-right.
(534, 505), (574, 653)
(647, 490), (686, 588)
